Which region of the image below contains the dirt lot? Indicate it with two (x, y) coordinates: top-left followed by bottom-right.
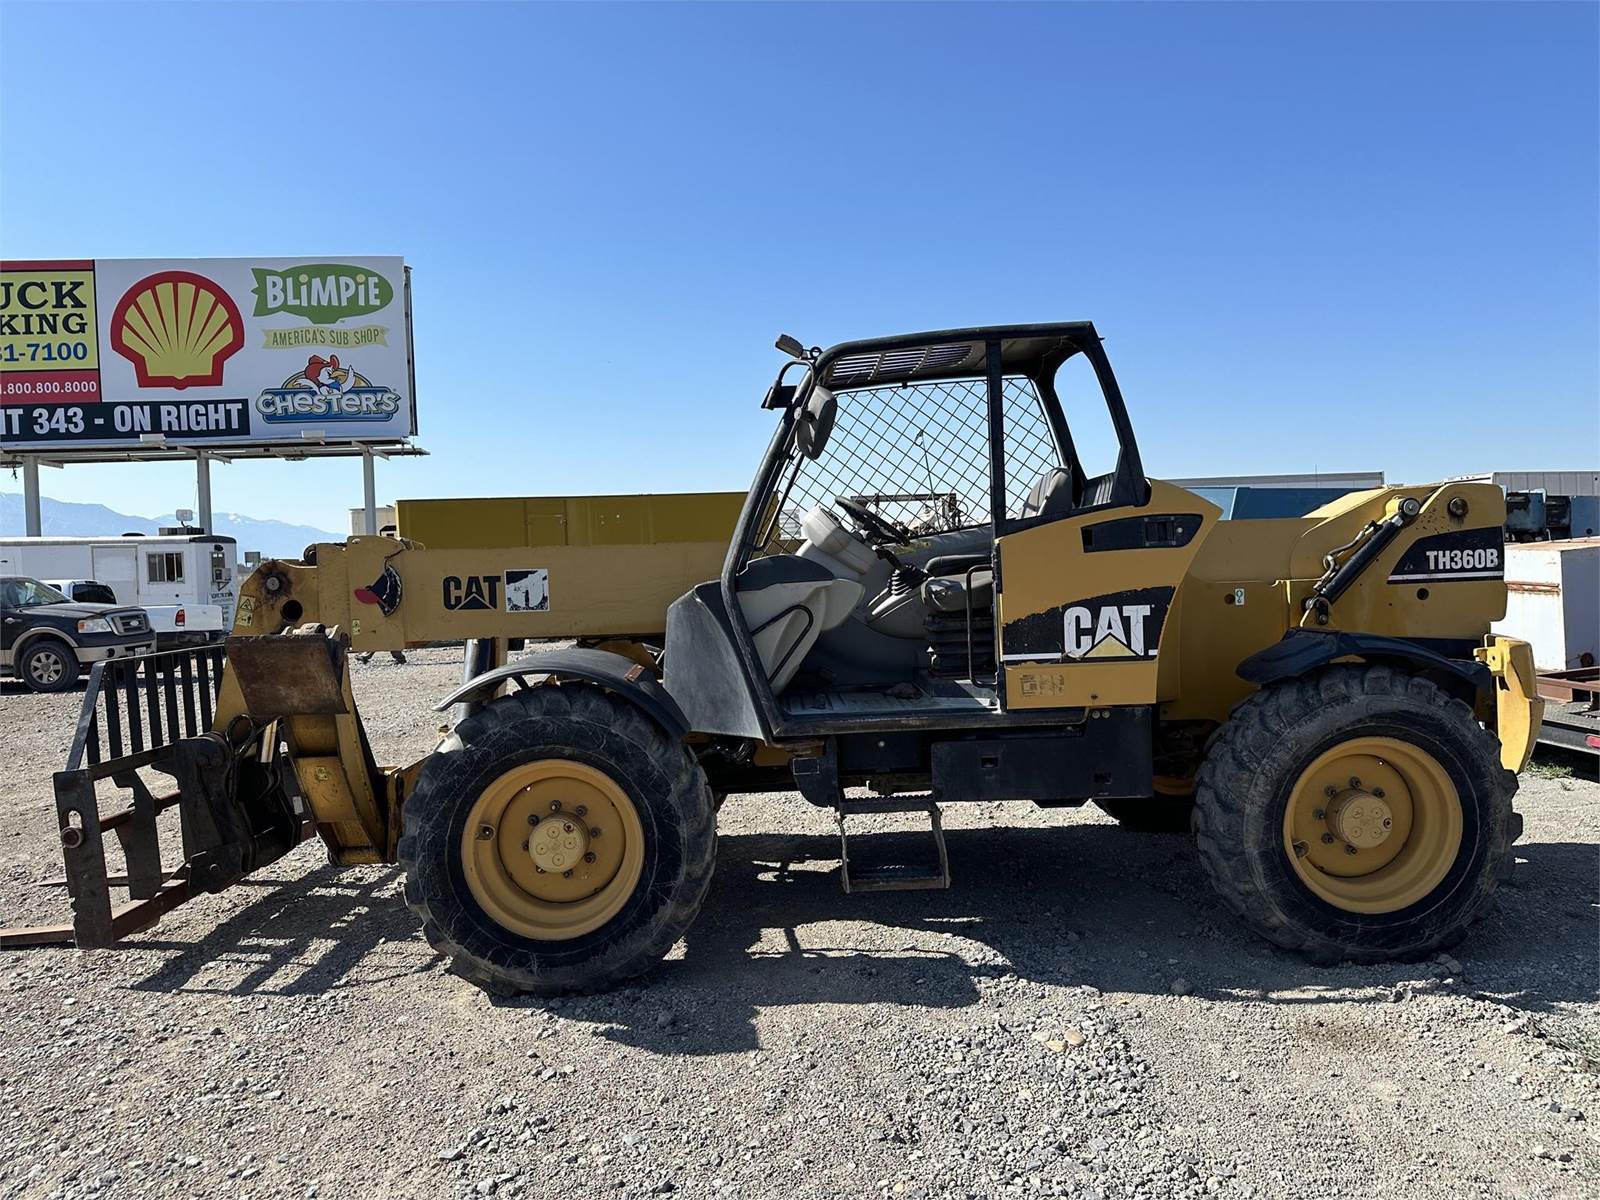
(1, 647), (1596, 1200)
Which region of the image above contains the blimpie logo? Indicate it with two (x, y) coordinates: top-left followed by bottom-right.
(252, 264), (393, 325)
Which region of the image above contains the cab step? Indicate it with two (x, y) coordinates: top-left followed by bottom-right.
(835, 797), (950, 893)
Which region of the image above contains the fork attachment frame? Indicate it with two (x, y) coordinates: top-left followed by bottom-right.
(0, 646), (307, 949)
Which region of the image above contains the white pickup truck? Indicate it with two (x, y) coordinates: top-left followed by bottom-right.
(2, 534), (237, 650)
(45, 579), (226, 648)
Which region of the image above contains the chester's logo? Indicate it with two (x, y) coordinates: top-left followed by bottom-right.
(256, 354), (401, 423)
(1063, 602), (1156, 659)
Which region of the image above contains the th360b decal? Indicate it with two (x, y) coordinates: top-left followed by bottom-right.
(1001, 586), (1175, 664)
(1387, 528), (1504, 584)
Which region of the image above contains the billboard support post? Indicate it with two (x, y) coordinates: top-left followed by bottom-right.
(361, 446), (377, 535)
(21, 458), (41, 536)
(195, 452), (213, 535)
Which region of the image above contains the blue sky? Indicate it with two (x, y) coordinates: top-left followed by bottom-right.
(2, 1), (1595, 532)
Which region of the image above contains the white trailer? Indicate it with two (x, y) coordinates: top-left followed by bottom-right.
(0, 534), (237, 646)
(1492, 538), (1600, 757)
(1493, 539), (1600, 673)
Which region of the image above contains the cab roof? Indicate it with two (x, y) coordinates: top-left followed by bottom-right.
(817, 322), (1100, 389)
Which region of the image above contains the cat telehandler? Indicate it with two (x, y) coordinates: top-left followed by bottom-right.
(6, 323), (1543, 996)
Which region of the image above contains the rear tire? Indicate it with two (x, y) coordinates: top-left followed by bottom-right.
(1193, 664), (1516, 964)
(399, 686), (716, 995)
(20, 639), (79, 693)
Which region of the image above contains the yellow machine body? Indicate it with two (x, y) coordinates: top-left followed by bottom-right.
(8, 324), (1541, 985)
(213, 480), (1542, 871)
(395, 491), (743, 550)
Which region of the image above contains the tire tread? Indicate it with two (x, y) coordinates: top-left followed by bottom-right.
(398, 686), (715, 995)
(1192, 665), (1517, 964)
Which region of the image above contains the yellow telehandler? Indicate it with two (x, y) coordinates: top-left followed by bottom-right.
(6, 324), (1543, 997)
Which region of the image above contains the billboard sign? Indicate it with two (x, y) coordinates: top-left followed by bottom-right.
(0, 256), (414, 449)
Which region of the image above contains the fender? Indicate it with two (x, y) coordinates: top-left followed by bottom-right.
(1237, 629), (1491, 705)
(435, 646), (690, 739)
(11, 627), (80, 660)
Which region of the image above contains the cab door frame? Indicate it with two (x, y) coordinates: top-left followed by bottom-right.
(983, 332), (1150, 547)
(986, 335), (1216, 713)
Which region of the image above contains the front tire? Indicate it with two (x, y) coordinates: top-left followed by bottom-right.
(1193, 664), (1516, 964)
(399, 686), (716, 995)
(20, 639), (79, 693)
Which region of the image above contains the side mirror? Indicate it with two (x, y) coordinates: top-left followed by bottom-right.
(795, 386), (836, 460)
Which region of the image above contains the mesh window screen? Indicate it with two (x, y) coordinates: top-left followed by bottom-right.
(769, 377), (1060, 545)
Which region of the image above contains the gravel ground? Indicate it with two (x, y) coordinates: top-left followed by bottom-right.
(1, 646), (1596, 1200)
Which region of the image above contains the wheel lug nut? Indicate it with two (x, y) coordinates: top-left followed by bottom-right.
(575, 805), (588, 817)
(562, 869), (573, 878)
(1344, 844), (1358, 856)
(1348, 777), (1361, 789)
(1321, 833), (1336, 844)
(528, 813), (539, 825)
(1312, 808), (1326, 821)
(476, 824), (494, 841)
(1324, 785), (1339, 798)
(589, 827), (601, 838)
(584, 852), (596, 864)
(1372, 787), (1386, 799)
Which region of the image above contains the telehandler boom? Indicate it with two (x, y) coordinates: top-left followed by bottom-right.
(6, 324), (1543, 997)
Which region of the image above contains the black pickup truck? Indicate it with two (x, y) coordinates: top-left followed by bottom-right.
(0, 575), (154, 693)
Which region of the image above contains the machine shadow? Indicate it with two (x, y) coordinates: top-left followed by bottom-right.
(515, 823), (1600, 1056)
(107, 823), (1595, 1051)
(123, 865), (427, 996)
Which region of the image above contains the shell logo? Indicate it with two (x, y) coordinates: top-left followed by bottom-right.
(110, 270), (245, 389)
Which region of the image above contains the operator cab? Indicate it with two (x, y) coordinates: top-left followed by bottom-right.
(671, 323), (1153, 740)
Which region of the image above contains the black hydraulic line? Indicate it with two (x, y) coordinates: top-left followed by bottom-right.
(1304, 496), (1424, 623)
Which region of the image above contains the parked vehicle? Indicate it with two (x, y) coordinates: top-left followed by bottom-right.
(0, 535), (236, 645)
(0, 576), (154, 693)
(43, 578), (226, 648)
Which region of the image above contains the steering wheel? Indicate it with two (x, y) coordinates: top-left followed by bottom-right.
(834, 496), (912, 545)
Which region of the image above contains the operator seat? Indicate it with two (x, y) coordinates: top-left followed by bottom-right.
(1020, 467), (1073, 520)
(918, 467), (1073, 614)
(735, 556), (864, 693)
(796, 506), (879, 581)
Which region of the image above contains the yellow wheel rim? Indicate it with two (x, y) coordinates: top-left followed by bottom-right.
(1282, 736), (1463, 914)
(461, 759), (645, 941)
